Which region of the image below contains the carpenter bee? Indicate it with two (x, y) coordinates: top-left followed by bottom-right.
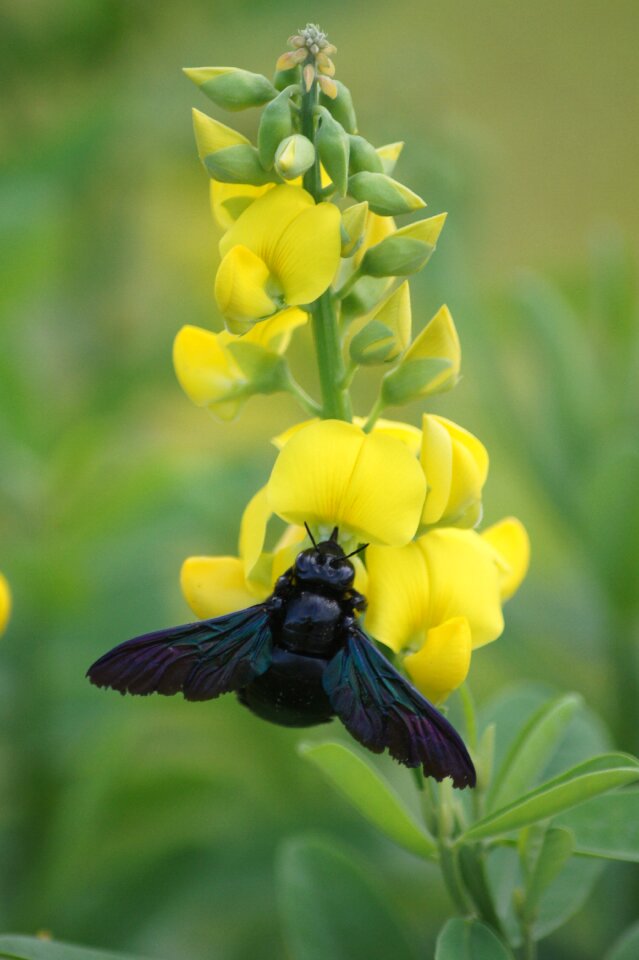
(87, 527), (475, 788)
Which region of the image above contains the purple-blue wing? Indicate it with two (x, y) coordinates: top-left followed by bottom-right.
(87, 605), (273, 701)
(323, 624), (476, 789)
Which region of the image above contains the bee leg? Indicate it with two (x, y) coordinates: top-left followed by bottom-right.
(346, 590), (367, 614)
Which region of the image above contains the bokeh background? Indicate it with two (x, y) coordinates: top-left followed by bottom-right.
(1, 1), (638, 957)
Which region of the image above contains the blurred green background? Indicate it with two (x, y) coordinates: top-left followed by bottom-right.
(1, 1), (638, 958)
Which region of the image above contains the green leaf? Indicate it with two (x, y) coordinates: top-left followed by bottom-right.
(461, 753), (639, 842)
(435, 919), (515, 959)
(276, 836), (418, 960)
(605, 921), (639, 960)
(0, 937), (143, 960)
(522, 826), (574, 921)
(488, 694), (582, 811)
(556, 787), (639, 860)
(298, 741), (436, 859)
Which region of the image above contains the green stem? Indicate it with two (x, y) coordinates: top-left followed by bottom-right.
(362, 394), (385, 432)
(283, 370), (322, 417)
(439, 841), (474, 915)
(300, 79), (352, 421)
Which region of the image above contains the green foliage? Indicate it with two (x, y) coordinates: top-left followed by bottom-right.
(298, 742), (436, 858)
(276, 837), (418, 960)
(435, 919), (514, 959)
(605, 922), (639, 960)
(0, 938), (142, 960)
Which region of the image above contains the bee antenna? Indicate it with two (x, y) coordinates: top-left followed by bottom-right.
(344, 543), (369, 560)
(304, 522), (318, 550)
(329, 525), (339, 542)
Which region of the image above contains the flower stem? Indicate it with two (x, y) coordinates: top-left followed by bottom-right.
(283, 370), (322, 417)
(362, 395), (385, 432)
(301, 81), (352, 421)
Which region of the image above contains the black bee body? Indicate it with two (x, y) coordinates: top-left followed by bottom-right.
(238, 541), (366, 727)
(88, 535), (476, 789)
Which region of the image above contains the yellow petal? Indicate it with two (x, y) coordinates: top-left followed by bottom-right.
(215, 245), (277, 325)
(0, 573), (11, 634)
(394, 212), (447, 245)
(271, 524), (308, 581)
(420, 415), (488, 527)
(270, 201), (342, 304)
(404, 617), (472, 704)
(420, 415), (453, 525)
(365, 542), (430, 653)
(371, 281), (412, 357)
(219, 184), (313, 262)
(243, 306), (307, 354)
(272, 419), (318, 450)
(192, 108), (250, 162)
(180, 556), (261, 619)
(419, 529), (504, 649)
(481, 517), (530, 601)
(239, 487), (271, 583)
(354, 211), (396, 268)
(209, 181), (272, 230)
(404, 305), (461, 391)
(267, 419), (426, 546)
(275, 417), (422, 457)
(173, 325), (241, 407)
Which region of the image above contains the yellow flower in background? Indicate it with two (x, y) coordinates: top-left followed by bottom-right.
(0, 573), (10, 634)
(173, 307), (306, 421)
(420, 415), (488, 529)
(365, 521), (529, 703)
(215, 185), (341, 331)
(267, 419), (427, 547)
(181, 487), (367, 618)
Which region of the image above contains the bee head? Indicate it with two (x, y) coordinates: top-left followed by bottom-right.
(294, 526), (365, 591)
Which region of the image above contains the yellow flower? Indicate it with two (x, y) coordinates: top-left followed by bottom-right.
(273, 414), (487, 531)
(0, 573), (10, 634)
(267, 419), (427, 547)
(420, 415), (488, 529)
(365, 522), (529, 703)
(173, 308), (306, 421)
(181, 487), (366, 618)
(215, 185), (341, 330)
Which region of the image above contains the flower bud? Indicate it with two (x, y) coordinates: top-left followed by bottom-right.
(347, 172), (425, 217)
(348, 135), (383, 175)
(204, 145), (274, 185)
(192, 108), (249, 163)
(360, 213), (447, 277)
(316, 107), (350, 196)
(183, 66), (277, 111)
(273, 66), (301, 91)
(274, 134), (316, 180)
(258, 88), (295, 169)
(340, 201), (368, 257)
(377, 142), (404, 175)
(349, 282), (412, 366)
(319, 79), (357, 133)
(381, 304), (460, 406)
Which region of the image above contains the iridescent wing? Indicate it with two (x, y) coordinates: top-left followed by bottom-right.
(87, 605), (273, 701)
(323, 624), (476, 789)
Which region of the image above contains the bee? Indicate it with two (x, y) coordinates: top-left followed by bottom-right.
(87, 527), (475, 788)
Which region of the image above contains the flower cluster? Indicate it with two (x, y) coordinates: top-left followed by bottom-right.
(177, 28), (529, 704)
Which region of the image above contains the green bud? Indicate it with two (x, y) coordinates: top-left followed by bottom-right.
(183, 66), (277, 111)
(273, 66), (301, 91)
(204, 144), (274, 185)
(341, 276), (390, 324)
(340, 201), (368, 257)
(258, 88), (296, 169)
(274, 134), (316, 181)
(360, 213), (447, 277)
(320, 79), (357, 134)
(381, 357), (452, 407)
(348, 172), (426, 217)
(377, 142), (405, 175)
(348, 135), (383, 175)
(349, 320), (396, 365)
(316, 107), (350, 196)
